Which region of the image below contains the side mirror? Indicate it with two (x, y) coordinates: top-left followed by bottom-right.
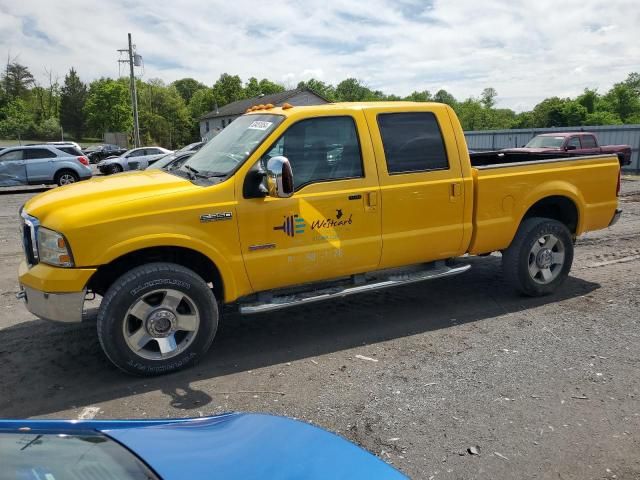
(565, 145), (577, 151)
(266, 156), (294, 198)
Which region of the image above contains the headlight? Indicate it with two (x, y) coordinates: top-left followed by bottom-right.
(37, 227), (74, 267)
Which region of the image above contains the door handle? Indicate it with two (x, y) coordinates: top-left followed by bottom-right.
(365, 191), (378, 211)
(450, 183), (462, 198)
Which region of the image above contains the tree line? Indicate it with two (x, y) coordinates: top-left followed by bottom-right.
(1, 59), (639, 148)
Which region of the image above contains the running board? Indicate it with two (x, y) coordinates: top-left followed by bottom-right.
(239, 264), (471, 315)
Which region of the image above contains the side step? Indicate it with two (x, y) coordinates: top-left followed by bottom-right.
(239, 263), (471, 315)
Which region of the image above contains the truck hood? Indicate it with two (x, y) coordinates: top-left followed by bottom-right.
(24, 170), (197, 225)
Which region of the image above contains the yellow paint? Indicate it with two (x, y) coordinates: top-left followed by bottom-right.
(19, 102), (620, 303)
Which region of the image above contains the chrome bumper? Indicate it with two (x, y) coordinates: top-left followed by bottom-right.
(609, 208), (622, 227)
(17, 285), (86, 323)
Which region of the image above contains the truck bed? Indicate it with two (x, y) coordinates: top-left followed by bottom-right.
(470, 150), (577, 167)
(467, 154), (620, 255)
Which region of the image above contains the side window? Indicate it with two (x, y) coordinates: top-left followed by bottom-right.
(581, 135), (597, 148)
(25, 148), (54, 160)
(128, 150), (143, 157)
(0, 149), (24, 161)
(377, 112), (449, 173)
(263, 116), (363, 190)
(567, 137), (581, 149)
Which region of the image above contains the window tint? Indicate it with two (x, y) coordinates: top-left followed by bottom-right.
(26, 148), (54, 160)
(263, 116), (363, 190)
(378, 112), (448, 173)
(128, 149), (144, 157)
(567, 137), (581, 149)
(582, 135), (597, 148)
(0, 149), (24, 161)
(57, 146), (82, 156)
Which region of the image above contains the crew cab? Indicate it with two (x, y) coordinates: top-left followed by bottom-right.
(16, 102), (621, 375)
(501, 132), (631, 166)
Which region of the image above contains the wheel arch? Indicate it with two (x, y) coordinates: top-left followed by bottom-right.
(88, 245), (227, 302)
(521, 195), (580, 234)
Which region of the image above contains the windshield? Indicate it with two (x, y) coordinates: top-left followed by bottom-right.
(0, 431), (158, 479)
(525, 136), (565, 148)
(182, 114), (283, 177)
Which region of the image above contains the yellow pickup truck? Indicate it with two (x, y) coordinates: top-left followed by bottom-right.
(17, 102), (621, 375)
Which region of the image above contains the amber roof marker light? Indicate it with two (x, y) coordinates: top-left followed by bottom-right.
(282, 103), (293, 110)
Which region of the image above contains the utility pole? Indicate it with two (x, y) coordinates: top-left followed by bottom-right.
(118, 33), (141, 147)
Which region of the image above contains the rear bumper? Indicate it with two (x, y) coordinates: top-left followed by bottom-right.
(609, 209), (622, 227)
(17, 285), (86, 323)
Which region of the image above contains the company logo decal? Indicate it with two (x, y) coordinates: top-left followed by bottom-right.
(200, 212), (233, 223)
(273, 215), (306, 237)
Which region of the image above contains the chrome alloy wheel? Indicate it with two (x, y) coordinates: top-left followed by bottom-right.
(123, 289), (200, 360)
(59, 173), (76, 185)
(528, 233), (565, 284)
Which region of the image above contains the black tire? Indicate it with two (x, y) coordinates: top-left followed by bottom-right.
(55, 169), (79, 186)
(502, 217), (574, 297)
(109, 164), (123, 174)
(97, 262), (219, 376)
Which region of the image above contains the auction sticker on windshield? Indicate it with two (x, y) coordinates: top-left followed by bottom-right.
(248, 120), (273, 130)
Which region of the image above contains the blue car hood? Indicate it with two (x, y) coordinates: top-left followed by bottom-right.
(1, 413), (407, 480)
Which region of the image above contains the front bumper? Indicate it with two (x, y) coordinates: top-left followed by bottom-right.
(609, 208), (622, 227)
(18, 261), (96, 323)
(17, 285), (86, 323)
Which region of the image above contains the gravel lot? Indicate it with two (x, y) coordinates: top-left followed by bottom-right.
(1, 180), (638, 479)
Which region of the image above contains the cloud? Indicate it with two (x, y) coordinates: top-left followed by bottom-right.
(1, 0), (638, 111)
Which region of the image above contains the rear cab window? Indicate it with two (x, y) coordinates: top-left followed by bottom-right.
(581, 135), (597, 148)
(377, 112), (449, 174)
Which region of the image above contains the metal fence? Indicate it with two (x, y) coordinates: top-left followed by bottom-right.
(464, 124), (640, 173)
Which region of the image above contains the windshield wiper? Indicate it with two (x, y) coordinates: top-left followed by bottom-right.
(182, 164), (207, 180)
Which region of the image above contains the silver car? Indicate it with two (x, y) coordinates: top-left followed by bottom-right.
(0, 145), (92, 187)
(97, 147), (172, 174)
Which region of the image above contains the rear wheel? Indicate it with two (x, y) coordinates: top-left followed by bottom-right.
(503, 217), (574, 296)
(97, 262), (219, 376)
(55, 170), (79, 186)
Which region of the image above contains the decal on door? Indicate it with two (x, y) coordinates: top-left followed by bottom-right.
(273, 215), (307, 237)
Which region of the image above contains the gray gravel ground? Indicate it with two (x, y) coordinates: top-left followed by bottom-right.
(0, 180), (639, 479)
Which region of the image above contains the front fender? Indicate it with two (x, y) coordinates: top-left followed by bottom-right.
(95, 233), (247, 303)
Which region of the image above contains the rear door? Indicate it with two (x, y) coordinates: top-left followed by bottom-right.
(363, 106), (466, 269)
(24, 148), (58, 183)
(0, 149), (27, 186)
(125, 149), (146, 170)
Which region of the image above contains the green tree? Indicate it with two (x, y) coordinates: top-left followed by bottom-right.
(577, 88), (598, 114)
(0, 98), (33, 141)
(602, 83), (640, 122)
(138, 79), (192, 147)
(84, 78), (131, 136)
(172, 78), (207, 104)
(34, 117), (61, 140)
(2, 62), (34, 99)
(212, 73), (244, 106)
(480, 87), (497, 109)
(188, 88), (216, 119)
(405, 90), (432, 102)
(59, 68), (87, 139)
(297, 78), (336, 101)
(583, 111), (623, 126)
(623, 72), (640, 96)
(432, 89), (457, 107)
(335, 78), (371, 101)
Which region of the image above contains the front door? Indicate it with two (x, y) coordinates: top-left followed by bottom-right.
(236, 113), (382, 293)
(0, 149), (27, 186)
(363, 107), (467, 269)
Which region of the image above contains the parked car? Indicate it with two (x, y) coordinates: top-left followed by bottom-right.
(146, 151), (195, 171)
(47, 140), (82, 150)
(176, 141), (205, 153)
(84, 144), (128, 163)
(28, 143), (84, 157)
(0, 413), (406, 479)
(0, 145), (91, 187)
(502, 132), (632, 165)
(17, 102), (621, 375)
(97, 147), (172, 174)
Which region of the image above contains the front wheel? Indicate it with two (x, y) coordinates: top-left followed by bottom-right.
(502, 217), (574, 296)
(97, 263), (219, 375)
(109, 164), (123, 174)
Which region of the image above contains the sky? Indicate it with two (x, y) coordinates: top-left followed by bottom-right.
(0, 0), (638, 111)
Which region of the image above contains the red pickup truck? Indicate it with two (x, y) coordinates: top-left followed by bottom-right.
(503, 132), (631, 166)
